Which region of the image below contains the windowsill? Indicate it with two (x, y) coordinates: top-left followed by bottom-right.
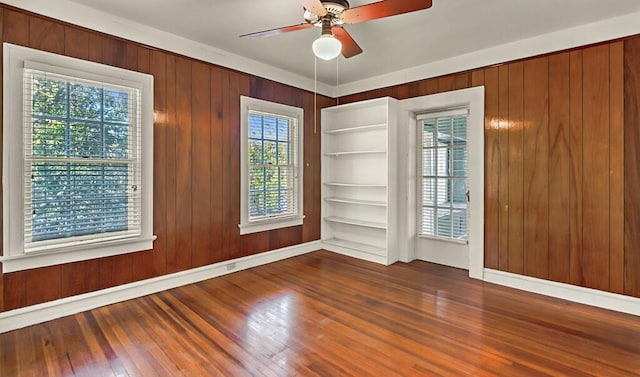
(238, 215), (304, 235)
(0, 235), (157, 273)
(417, 234), (468, 245)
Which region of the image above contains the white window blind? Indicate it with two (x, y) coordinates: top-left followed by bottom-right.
(239, 96), (303, 235)
(22, 63), (142, 253)
(247, 110), (298, 220)
(418, 108), (469, 241)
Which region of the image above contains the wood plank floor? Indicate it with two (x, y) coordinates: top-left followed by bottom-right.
(1, 250), (639, 376)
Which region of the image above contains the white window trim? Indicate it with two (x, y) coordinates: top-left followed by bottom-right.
(2, 43), (155, 273)
(239, 96), (304, 235)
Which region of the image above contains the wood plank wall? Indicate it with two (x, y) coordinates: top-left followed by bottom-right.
(340, 39), (640, 299)
(0, 6), (333, 312)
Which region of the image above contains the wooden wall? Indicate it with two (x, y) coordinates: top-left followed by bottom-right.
(0, 6), (333, 312)
(340, 39), (640, 299)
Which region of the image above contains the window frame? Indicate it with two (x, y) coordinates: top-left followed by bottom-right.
(2, 43), (155, 273)
(239, 96), (304, 235)
(417, 108), (469, 244)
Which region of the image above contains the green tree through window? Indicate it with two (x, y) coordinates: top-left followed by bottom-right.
(248, 111), (296, 220)
(27, 71), (137, 242)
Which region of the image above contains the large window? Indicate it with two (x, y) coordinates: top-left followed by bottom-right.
(2, 43), (154, 272)
(239, 96), (303, 235)
(418, 108), (468, 242)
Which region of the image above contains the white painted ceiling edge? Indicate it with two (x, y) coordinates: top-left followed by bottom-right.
(5, 0), (640, 98)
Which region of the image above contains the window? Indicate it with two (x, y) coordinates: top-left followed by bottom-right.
(418, 108), (468, 242)
(239, 96), (303, 235)
(2, 43), (154, 273)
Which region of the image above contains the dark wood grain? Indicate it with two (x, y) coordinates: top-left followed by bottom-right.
(210, 65), (225, 263)
(0, 7), (3, 312)
(191, 61), (213, 267)
(483, 67), (500, 270)
(569, 50), (585, 287)
(522, 57), (550, 280)
(624, 38), (640, 297)
(175, 56), (194, 271)
(2, 251), (639, 376)
(28, 16), (64, 54)
(609, 42), (625, 295)
(437, 74), (456, 92)
(4, 9), (28, 46)
(548, 52), (571, 284)
(498, 65), (510, 271)
(25, 266), (61, 306)
(164, 54), (178, 273)
(507, 62), (525, 275)
(582, 45), (611, 292)
(63, 26), (89, 59)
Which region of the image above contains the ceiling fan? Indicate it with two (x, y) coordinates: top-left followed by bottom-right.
(240, 0), (433, 60)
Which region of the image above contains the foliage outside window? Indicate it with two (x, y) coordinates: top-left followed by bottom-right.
(2, 43), (154, 273)
(239, 96), (303, 235)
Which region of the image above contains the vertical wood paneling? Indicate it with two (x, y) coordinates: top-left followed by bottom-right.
(29, 16), (64, 54)
(471, 70), (485, 87)
(548, 52), (571, 284)
(164, 54), (178, 273)
(191, 61), (213, 267)
(210, 66), (225, 263)
(507, 62), (525, 275)
(608, 42), (624, 295)
(149, 50), (168, 276)
(454, 72), (471, 90)
(4, 9), (28, 46)
(569, 50), (585, 286)
(3, 272), (25, 310)
(522, 57), (549, 280)
(25, 266), (61, 306)
(484, 67), (500, 269)
(175, 57), (193, 271)
(438, 74), (456, 92)
(408, 78), (438, 98)
(497, 65), (510, 271)
(63, 26), (89, 59)
(582, 45), (610, 292)
(61, 262), (88, 297)
(624, 38), (640, 297)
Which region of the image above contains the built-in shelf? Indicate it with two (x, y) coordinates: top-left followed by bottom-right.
(324, 182), (387, 187)
(324, 216), (387, 229)
(324, 123), (387, 135)
(324, 197), (387, 207)
(323, 238), (386, 257)
(324, 150), (387, 156)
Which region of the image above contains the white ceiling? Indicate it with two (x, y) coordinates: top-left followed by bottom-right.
(60, 0), (640, 87)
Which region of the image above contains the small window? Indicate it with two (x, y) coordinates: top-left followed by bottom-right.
(2, 43), (154, 272)
(418, 108), (469, 242)
(239, 96), (303, 235)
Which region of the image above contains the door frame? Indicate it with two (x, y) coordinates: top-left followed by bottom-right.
(397, 86), (485, 279)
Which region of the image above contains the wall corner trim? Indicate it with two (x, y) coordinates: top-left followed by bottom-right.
(0, 241), (322, 333)
(483, 269), (640, 316)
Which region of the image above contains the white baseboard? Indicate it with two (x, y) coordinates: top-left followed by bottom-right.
(321, 242), (389, 265)
(0, 241), (322, 333)
(483, 269), (640, 316)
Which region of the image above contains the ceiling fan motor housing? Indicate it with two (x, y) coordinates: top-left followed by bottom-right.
(304, 0), (350, 26)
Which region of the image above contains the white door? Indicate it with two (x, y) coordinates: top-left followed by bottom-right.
(398, 88), (484, 279)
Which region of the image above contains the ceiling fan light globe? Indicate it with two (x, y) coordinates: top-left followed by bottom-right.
(312, 35), (342, 60)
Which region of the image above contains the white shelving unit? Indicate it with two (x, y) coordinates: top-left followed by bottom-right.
(321, 97), (399, 265)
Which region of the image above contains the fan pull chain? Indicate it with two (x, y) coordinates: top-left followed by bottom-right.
(314, 55), (317, 134)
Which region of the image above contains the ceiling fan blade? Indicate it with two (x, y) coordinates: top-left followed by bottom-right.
(340, 0), (432, 24)
(240, 23), (314, 39)
(332, 26), (363, 58)
(298, 0), (328, 17)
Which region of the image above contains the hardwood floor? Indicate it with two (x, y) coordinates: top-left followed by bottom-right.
(1, 250), (639, 376)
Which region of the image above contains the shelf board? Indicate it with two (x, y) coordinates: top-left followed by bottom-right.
(324, 216), (387, 229)
(323, 238), (386, 256)
(324, 123), (386, 135)
(325, 150), (386, 156)
(324, 182), (387, 188)
(324, 197), (387, 207)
